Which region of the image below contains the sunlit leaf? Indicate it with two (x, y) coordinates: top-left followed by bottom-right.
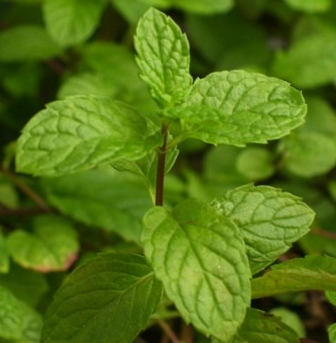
(16, 95), (161, 177)
(214, 184), (315, 274)
(167, 70), (306, 146)
(142, 199), (251, 341)
(135, 8), (192, 106)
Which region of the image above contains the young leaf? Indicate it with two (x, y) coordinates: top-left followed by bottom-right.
(7, 215), (79, 272)
(16, 95), (162, 177)
(142, 199), (251, 341)
(43, 0), (106, 46)
(0, 285), (42, 343)
(41, 253), (163, 343)
(251, 255), (336, 298)
(214, 184), (315, 274)
(135, 8), (192, 107)
(213, 308), (299, 343)
(0, 25), (61, 62)
(167, 70), (306, 146)
(41, 169), (152, 242)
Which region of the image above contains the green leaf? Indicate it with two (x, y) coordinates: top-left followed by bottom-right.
(214, 184), (315, 274)
(236, 146), (275, 181)
(135, 8), (192, 107)
(0, 25), (61, 62)
(110, 0), (152, 23)
(279, 132), (336, 177)
(7, 215), (79, 272)
(43, 0), (106, 46)
(172, 0), (233, 14)
(168, 70), (306, 146)
(215, 308), (299, 343)
(251, 255), (336, 298)
(0, 228), (9, 273)
(0, 264), (48, 307)
(329, 323), (336, 343)
(16, 95), (161, 177)
(40, 169), (152, 242)
(57, 73), (119, 99)
(41, 253), (163, 343)
(272, 31), (336, 88)
(283, 0), (331, 12)
(269, 307), (305, 337)
(0, 285), (42, 343)
(142, 199), (251, 341)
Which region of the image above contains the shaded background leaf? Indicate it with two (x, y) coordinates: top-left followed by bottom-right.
(41, 253), (163, 343)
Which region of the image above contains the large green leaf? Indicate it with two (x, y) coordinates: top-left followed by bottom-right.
(43, 0), (106, 46)
(167, 70), (306, 146)
(41, 253), (163, 343)
(142, 199), (251, 341)
(135, 8), (192, 107)
(16, 95), (161, 177)
(7, 215), (79, 272)
(216, 308), (300, 343)
(0, 25), (61, 61)
(0, 285), (42, 343)
(251, 255), (336, 298)
(214, 184), (315, 274)
(273, 31), (336, 88)
(41, 169), (152, 242)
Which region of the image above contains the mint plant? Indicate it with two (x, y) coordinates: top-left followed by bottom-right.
(9, 6), (336, 343)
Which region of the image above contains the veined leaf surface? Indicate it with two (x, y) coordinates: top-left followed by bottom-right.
(213, 308), (299, 343)
(142, 199), (251, 341)
(135, 8), (192, 106)
(214, 184), (315, 274)
(41, 253), (163, 343)
(252, 255), (336, 298)
(16, 95), (161, 177)
(168, 70), (306, 146)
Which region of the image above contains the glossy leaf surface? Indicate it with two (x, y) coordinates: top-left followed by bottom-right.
(142, 199), (251, 341)
(41, 253), (163, 343)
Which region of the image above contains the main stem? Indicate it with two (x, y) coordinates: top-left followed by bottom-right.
(155, 124), (168, 206)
